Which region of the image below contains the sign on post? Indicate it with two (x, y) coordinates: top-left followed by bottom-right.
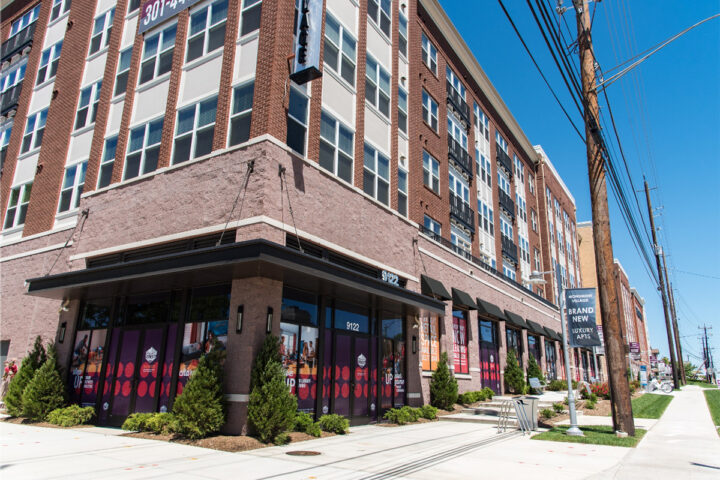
(565, 288), (602, 348)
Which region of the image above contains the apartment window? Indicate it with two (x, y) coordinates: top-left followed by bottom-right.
(97, 136), (117, 188)
(229, 81), (254, 146)
(0, 125), (12, 166)
(502, 260), (516, 281)
(478, 200), (494, 236)
(75, 81), (102, 130)
(3, 182), (32, 229)
(549, 221), (554, 245)
(476, 152), (491, 187)
(514, 155), (525, 184)
(139, 24), (176, 85)
(474, 103), (490, 141)
(319, 111), (353, 183)
(50, 0), (71, 21)
(10, 5), (40, 37)
(449, 166), (469, 203)
(423, 151), (439, 194)
(515, 194), (526, 222)
(286, 86), (308, 155)
(518, 236), (530, 263)
(398, 86), (408, 134)
(21, 109), (47, 154)
(128, 0), (141, 14)
(1, 63), (26, 93)
(240, 0), (262, 36)
(173, 96), (217, 163)
(495, 131), (508, 153)
(58, 161), (87, 213)
(531, 209), (537, 232)
(126, 118), (163, 178)
(422, 90), (438, 131)
(446, 67), (466, 99)
(398, 167), (408, 217)
(424, 215), (441, 235)
(500, 215), (513, 239)
(363, 143), (389, 205)
(36, 41), (62, 85)
(114, 47), (132, 96)
(497, 170), (510, 195)
(452, 311), (468, 374)
(187, 0), (228, 63)
(324, 13), (356, 87)
(398, 11), (408, 57)
(528, 173), (535, 195)
(534, 248), (541, 271)
(367, 0), (391, 37)
(365, 56), (390, 118)
(448, 113), (468, 150)
(89, 8), (115, 55)
(451, 225), (471, 254)
(421, 32), (437, 74)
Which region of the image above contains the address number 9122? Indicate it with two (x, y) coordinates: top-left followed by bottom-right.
(381, 270), (400, 286)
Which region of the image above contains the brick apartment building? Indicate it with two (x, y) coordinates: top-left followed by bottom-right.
(1, 0), (593, 431)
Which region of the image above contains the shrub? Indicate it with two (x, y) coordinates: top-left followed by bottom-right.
(504, 349), (525, 394)
(526, 355), (545, 389)
(402, 406), (421, 422)
(419, 405), (438, 420)
(540, 408), (555, 419)
(293, 412), (315, 433)
(457, 391), (479, 405)
(47, 405), (95, 427)
(384, 407), (411, 425)
(546, 380), (566, 391)
(4, 336), (46, 417)
(122, 412), (154, 431)
(589, 382), (611, 400)
(250, 334), (282, 393)
(629, 380), (641, 394)
(22, 346), (66, 421)
(274, 432), (291, 445)
(248, 361), (297, 443)
(306, 422), (322, 437)
(481, 387), (495, 400)
(563, 396), (569, 405)
(552, 402), (564, 413)
(585, 400), (596, 410)
(430, 352), (458, 410)
(588, 393), (598, 403)
(146, 412), (175, 434)
(318, 414), (349, 434)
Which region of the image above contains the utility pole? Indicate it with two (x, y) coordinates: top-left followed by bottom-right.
(662, 254), (685, 384)
(644, 180), (680, 388)
(573, 0), (635, 436)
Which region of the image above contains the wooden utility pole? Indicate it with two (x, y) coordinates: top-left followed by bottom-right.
(662, 253), (685, 384)
(573, 0), (635, 435)
(644, 180), (680, 388)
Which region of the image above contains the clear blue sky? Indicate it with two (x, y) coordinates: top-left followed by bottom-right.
(439, 0), (720, 369)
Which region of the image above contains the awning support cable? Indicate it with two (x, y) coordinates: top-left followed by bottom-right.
(45, 208), (89, 277)
(217, 159), (254, 246)
(279, 164), (303, 254)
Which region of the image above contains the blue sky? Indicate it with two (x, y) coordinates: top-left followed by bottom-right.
(439, 0), (720, 368)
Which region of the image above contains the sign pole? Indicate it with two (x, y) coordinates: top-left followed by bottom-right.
(559, 283), (583, 436)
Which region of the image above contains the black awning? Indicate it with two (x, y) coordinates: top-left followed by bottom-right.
(420, 274), (451, 301)
(476, 298), (506, 320)
(452, 288), (478, 310)
(526, 319), (545, 336)
(504, 310), (528, 329)
(543, 326), (559, 342)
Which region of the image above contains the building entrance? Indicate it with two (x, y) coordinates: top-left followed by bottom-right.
(330, 333), (376, 424)
(478, 319), (501, 393)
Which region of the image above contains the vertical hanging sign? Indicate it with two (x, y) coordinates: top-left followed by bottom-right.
(565, 288), (602, 348)
(290, 0), (323, 84)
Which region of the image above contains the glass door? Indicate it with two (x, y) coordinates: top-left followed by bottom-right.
(478, 320), (501, 393)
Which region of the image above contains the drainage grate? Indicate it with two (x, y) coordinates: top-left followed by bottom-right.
(286, 451), (321, 456)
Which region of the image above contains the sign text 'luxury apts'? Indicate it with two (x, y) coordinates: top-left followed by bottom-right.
(565, 288), (602, 348)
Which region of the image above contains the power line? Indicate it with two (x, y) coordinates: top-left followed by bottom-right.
(672, 268), (720, 281)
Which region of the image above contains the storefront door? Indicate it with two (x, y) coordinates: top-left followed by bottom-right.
(332, 333), (373, 425)
(478, 320), (500, 393)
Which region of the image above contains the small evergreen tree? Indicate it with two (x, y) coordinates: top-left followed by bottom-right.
(504, 349), (525, 394)
(250, 334), (281, 392)
(527, 355), (545, 382)
(22, 345), (66, 420)
(4, 336), (47, 417)
(247, 360), (298, 443)
(430, 352), (458, 410)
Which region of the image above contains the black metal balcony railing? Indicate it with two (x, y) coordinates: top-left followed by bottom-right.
(501, 234), (518, 264)
(498, 189), (515, 218)
(496, 144), (513, 176)
(0, 82), (23, 116)
(446, 80), (471, 127)
(448, 136), (473, 180)
(1, 22), (35, 62)
(449, 193), (475, 232)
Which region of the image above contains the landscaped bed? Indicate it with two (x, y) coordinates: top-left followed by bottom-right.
(122, 430), (335, 452)
(532, 425), (647, 447)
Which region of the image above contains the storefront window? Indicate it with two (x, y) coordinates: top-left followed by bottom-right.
(381, 316), (404, 408)
(122, 293), (171, 326)
(334, 300), (369, 333)
(506, 327), (522, 358)
(281, 287), (318, 325)
(545, 340), (556, 380)
(528, 334), (540, 364)
(421, 315), (440, 371)
(452, 310), (468, 374)
(69, 299), (112, 407)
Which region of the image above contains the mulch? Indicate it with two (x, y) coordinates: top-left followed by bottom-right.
(120, 430), (336, 452)
(1, 416), (86, 429)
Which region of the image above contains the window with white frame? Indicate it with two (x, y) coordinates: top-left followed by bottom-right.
(502, 260), (516, 281)
(114, 47), (132, 96)
(50, 0), (71, 21)
(531, 208), (537, 232)
(421, 32), (437, 74)
(423, 150), (439, 194)
(534, 248), (541, 271)
(228, 81), (254, 146)
(365, 55), (390, 118)
(57, 161), (87, 213)
(447, 113), (468, 150)
(528, 173), (535, 195)
(363, 143), (390, 205)
(367, 0), (391, 37)
(514, 154), (524, 184)
(240, 0), (262, 36)
(549, 221), (554, 245)
(186, 0), (227, 63)
(518, 235), (530, 263)
(0, 124), (12, 161)
(1, 63), (26, 94)
(515, 194), (526, 221)
(546, 186), (552, 211)
(21, 108), (47, 154)
(495, 131), (508, 153)
(3, 182), (32, 230)
(476, 151), (491, 187)
(128, 0), (141, 14)
(557, 230), (564, 254)
(474, 103), (490, 141)
(451, 224), (472, 253)
(10, 5), (40, 37)
(75, 81), (102, 130)
(497, 170), (510, 195)
(478, 200), (494, 236)
(324, 13), (356, 87)
(446, 66), (466, 99)
(319, 111), (353, 183)
(173, 96), (217, 163)
(126, 118), (163, 178)
(500, 215), (513, 239)
(139, 23), (176, 85)
(398, 10), (408, 57)
(97, 135), (117, 188)
(89, 8), (115, 55)
(398, 166), (408, 217)
(398, 86), (408, 134)
(449, 166), (469, 204)
(424, 215), (441, 236)
(286, 86), (308, 155)
(36, 41), (62, 85)
(422, 89), (438, 131)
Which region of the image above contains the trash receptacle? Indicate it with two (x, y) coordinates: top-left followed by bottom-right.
(514, 396), (539, 430)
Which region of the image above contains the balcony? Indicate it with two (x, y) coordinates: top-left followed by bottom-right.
(0, 82), (23, 116)
(1, 22), (35, 62)
(496, 144), (513, 176)
(449, 193), (475, 232)
(446, 80), (471, 127)
(498, 189), (515, 218)
(501, 234), (518, 264)
(448, 136), (473, 180)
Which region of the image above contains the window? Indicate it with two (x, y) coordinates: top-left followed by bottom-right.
(36, 41), (62, 85)
(474, 103), (490, 141)
(452, 311), (468, 374)
(319, 111), (353, 183)
(422, 151), (439, 194)
(398, 11), (408, 57)
(21, 109), (47, 153)
(10, 5), (40, 37)
(528, 173), (535, 195)
(186, 0), (228, 63)
(515, 194), (526, 221)
(424, 215), (441, 235)
(502, 260), (516, 280)
(1, 63), (26, 94)
(398, 86), (408, 134)
(500, 215), (513, 239)
(3, 182), (32, 229)
(114, 47), (132, 96)
(97, 136), (117, 188)
(363, 143), (389, 205)
(422, 89), (438, 131)
(0, 124), (12, 165)
(50, 0), (71, 21)
(128, 0), (141, 14)
(421, 32), (437, 74)
(58, 161), (87, 213)
(139, 24), (176, 85)
(240, 0), (262, 36)
(89, 8), (115, 55)
(365, 56), (390, 117)
(497, 170), (510, 194)
(173, 96), (217, 163)
(367, 0), (391, 37)
(476, 151), (491, 187)
(513, 154), (524, 184)
(324, 13), (356, 87)
(549, 221), (554, 245)
(449, 166), (469, 203)
(496, 131), (508, 153)
(228, 81), (254, 146)
(534, 248), (541, 272)
(506, 327), (522, 356)
(421, 315), (440, 371)
(451, 225), (471, 253)
(398, 166), (408, 217)
(518, 235), (530, 263)
(446, 66), (466, 99)
(126, 118), (163, 178)
(75, 81), (102, 130)
(448, 112), (468, 150)
(286, 86), (308, 155)
(478, 200), (494, 236)
(531, 209), (537, 232)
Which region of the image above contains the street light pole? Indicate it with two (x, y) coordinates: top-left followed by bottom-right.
(559, 282), (583, 436)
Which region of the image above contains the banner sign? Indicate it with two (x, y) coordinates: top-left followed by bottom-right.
(290, 0), (323, 84)
(138, 0), (204, 35)
(565, 288), (602, 348)
(629, 342), (640, 354)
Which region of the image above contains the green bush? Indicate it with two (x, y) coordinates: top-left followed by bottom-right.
(552, 402), (564, 413)
(274, 432), (291, 445)
(248, 361), (297, 443)
(458, 390), (489, 405)
(402, 406), (421, 422)
(306, 422), (322, 437)
(22, 346), (66, 421)
(250, 334), (282, 393)
(146, 412), (175, 434)
(419, 405), (438, 420)
(481, 387), (495, 400)
(4, 336), (46, 417)
(384, 407), (411, 425)
(588, 393), (599, 403)
(526, 355), (545, 390)
(546, 379), (566, 391)
(122, 412), (154, 431)
(586, 400), (596, 410)
(430, 352), (458, 410)
(540, 408), (555, 419)
(504, 349), (525, 394)
(563, 396), (569, 405)
(318, 414), (349, 434)
(293, 412), (315, 433)
(47, 405), (95, 427)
